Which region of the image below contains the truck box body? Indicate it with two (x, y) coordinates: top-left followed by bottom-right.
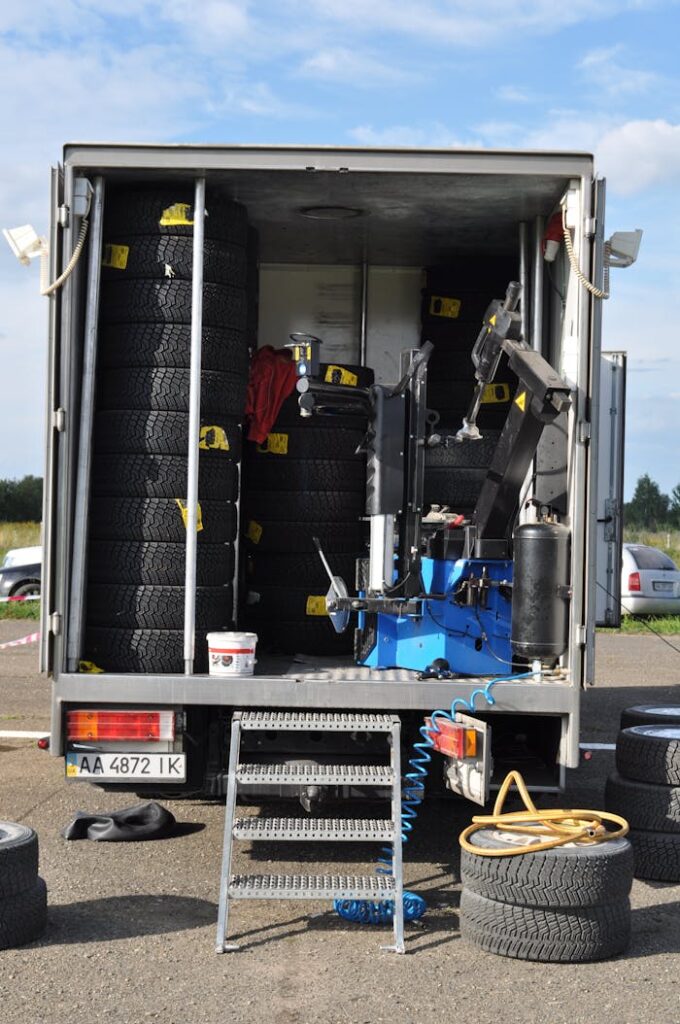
(44, 144), (607, 796)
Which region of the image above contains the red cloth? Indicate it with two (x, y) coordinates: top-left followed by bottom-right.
(244, 346), (298, 443)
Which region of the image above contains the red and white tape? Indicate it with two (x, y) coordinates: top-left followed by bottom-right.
(0, 594), (40, 603)
(0, 631), (40, 650)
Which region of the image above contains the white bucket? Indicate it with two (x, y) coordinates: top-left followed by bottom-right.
(206, 631), (258, 676)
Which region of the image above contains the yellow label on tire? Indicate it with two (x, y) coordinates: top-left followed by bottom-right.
(159, 202), (194, 227)
(247, 520), (263, 544)
(199, 425), (230, 451)
(79, 660), (104, 674)
(481, 383), (511, 404)
(175, 499), (204, 532)
(429, 295), (461, 319)
(305, 595), (328, 616)
(102, 243), (129, 270)
(257, 432), (289, 455)
(324, 365), (358, 387)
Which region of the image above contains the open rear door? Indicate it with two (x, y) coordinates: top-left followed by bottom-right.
(595, 351), (626, 626)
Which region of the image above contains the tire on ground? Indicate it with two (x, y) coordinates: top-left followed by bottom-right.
(461, 829), (634, 907)
(98, 323), (248, 374)
(89, 498), (237, 544)
(620, 705), (680, 731)
(605, 773), (680, 833)
(459, 889), (631, 963)
(615, 726), (680, 786)
(100, 280), (247, 330)
(98, 368), (247, 416)
(0, 822), (39, 899)
(95, 412), (242, 460)
(85, 628), (213, 673)
(87, 584), (233, 630)
(102, 235), (247, 286)
(88, 541), (234, 586)
(91, 455), (238, 499)
(247, 459), (365, 494)
(0, 877), (47, 950)
(627, 829), (680, 881)
(242, 519), (365, 554)
(104, 189), (248, 244)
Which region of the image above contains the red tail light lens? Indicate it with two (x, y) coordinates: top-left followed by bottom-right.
(66, 710), (175, 742)
(628, 572), (641, 593)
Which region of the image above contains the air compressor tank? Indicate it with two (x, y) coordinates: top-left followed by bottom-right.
(511, 521), (570, 663)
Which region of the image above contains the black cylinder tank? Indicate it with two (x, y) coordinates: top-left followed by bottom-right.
(511, 521), (570, 663)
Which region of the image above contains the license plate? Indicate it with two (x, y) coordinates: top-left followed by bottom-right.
(65, 752), (186, 782)
(653, 581), (674, 592)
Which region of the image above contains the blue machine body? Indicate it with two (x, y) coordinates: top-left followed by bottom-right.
(358, 557), (513, 674)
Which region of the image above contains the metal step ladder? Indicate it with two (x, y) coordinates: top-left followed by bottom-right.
(215, 711), (405, 953)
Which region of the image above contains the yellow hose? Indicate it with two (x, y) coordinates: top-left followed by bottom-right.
(459, 770), (629, 857)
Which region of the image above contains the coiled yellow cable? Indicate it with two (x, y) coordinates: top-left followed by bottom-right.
(459, 770), (629, 857)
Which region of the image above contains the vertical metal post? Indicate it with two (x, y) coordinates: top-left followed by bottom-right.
(518, 221), (530, 344)
(183, 177), (206, 675)
(66, 177), (105, 671)
(359, 259), (368, 365)
(215, 712), (243, 952)
(532, 215), (545, 353)
(382, 717), (404, 953)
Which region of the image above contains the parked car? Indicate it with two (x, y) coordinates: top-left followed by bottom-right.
(0, 546), (42, 599)
(621, 543), (680, 615)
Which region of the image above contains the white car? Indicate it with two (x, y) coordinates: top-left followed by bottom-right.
(621, 543), (680, 616)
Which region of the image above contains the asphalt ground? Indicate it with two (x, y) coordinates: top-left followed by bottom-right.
(1, 621), (680, 1024)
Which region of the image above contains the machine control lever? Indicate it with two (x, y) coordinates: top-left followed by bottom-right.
(312, 536), (350, 634)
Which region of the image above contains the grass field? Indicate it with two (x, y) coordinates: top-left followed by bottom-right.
(0, 521), (41, 565)
(623, 528), (680, 565)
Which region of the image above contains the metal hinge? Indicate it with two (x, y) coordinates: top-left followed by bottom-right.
(578, 421), (591, 444)
(50, 612), (62, 636)
(52, 408), (66, 432)
(576, 624), (587, 645)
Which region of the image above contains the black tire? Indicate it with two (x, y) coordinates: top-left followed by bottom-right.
(105, 188), (248, 244)
(100, 280), (247, 330)
(620, 705), (680, 730)
(91, 454), (238, 499)
(274, 393), (368, 430)
(605, 772), (680, 833)
(247, 427), (365, 462)
(627, 829), (680, 881)
(98, 323), (249, 374)
(459, 889), (630, 963)
(247, 552), (359, 588)
(461, 829), (633, 907)
(0, 822), (39, 899)
(102, 235), (247, 286)
(95, 411), (242, 460)
(248, 458), (365, 494)
(245, 584), (330, 621)
(425, 432), (500, 469)
(85, 628), (212, 673)
(244, 490), (364, 523)
(87, 584), (232, 629)
(98, 368), (247, 416)
(0, 877), (47, 950)
(89, 497), (237, 544)
(88, 541), (233, 586)
(243, 519), (365, 554)
(11, 580), (41, 599)
(245, 617), (353, 656)
(423, 467), (487, 508)
(616, 726), (680, 786)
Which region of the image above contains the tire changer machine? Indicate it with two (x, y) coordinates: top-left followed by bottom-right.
(288, 282), (573, 678)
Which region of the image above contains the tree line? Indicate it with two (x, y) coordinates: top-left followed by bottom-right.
(0, 476), (43, 522)
(625, 474), (680, 530)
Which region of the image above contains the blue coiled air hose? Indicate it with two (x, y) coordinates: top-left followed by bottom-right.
(334, 670), (535, 924)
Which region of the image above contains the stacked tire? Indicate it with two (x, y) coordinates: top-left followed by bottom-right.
(421, 259), (517, 513)
(242, 364), (372, 655)
(84, 187), (250, 673)
(606, 705), (680, 881)
(459, 827), (633, 962)
(0, 822), (47, 949)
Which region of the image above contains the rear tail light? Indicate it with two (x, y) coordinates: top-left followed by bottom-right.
(628, 572), (641, 593)
(425, 718), (477, 759)
(66, 710), (175, 742)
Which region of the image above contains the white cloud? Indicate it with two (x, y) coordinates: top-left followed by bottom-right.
(578, 45), (660, 96)
(598, 120), (680, 193)
(497, 85), (533, 103)
(349, 122), (480, 147)
(298, 47), (413, 85)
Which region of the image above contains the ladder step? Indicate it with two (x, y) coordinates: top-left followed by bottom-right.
(233, 817), (395, 841)
(236, 764), (394, 786)
(228, 874), (396, 900)
(238, 712), (397, 733)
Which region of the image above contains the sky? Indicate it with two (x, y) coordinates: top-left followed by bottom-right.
(1, 0), (679, 500)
